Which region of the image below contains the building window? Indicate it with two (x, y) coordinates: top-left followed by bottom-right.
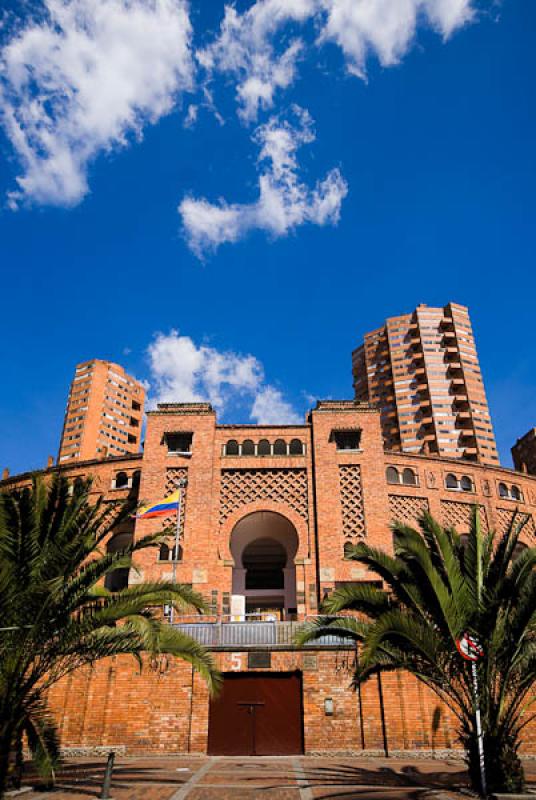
(445, 473), (459, 490)
(158, 543), (170, 561)
(498, 483), (523, 501)
(242, 439), (255, 456)
(131, 470), (141, 490)
(225, 439), (239, 456)
(132, 400), (141, 411)
(289, 438), (304, 455)
(460, 475), (474, 493)
(258, 439), (271, 456)
(115, 471), (129, 489)
(333, 429), (362, 451)
(511, 485), (522, 501)
(402, 468), (417, 487)
(273, 439), (287, 456)
(127, 434), (137, 444)
(386, 467), (400, 485)
(165, 432), (193, 454)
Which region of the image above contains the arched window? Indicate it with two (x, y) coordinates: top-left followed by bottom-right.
(226, 439), (239, 456)
(343, 542), (355, 560)
(445, 473), (458, 490)
(105, 532), (132, 591)
(170, 544), (183, 562)
(115, 471), (129, 489)
(131, 470), (141, 490)
(258, 439), (271, 456)
(289, 438), (304, 455)
(242, 439), (255, 456)
(513, 541), (528, 560)
(158, 543), (170, 561)
(386, 467), (400, 485)
(498, 482), (509, 498)
(402, 468), (417, 487)
(460, 476), (473, 493)
(511, 485), (522, 501)
(273, 439), (287, 456)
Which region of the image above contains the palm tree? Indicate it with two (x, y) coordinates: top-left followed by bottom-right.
(0, 474), (220, 797)
(297, 509), (536, 794)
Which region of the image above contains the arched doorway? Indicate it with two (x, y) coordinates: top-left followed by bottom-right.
(230, 511), (298, 620)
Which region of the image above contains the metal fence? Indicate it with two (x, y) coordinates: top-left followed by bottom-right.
(173, 619), (349, 649)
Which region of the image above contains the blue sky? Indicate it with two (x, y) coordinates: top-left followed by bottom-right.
(0, 0), (534, 475)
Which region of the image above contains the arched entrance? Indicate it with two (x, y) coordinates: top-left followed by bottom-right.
(230, 511), (298, 620)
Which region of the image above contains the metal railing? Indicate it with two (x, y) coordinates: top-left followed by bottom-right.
(173, 617), (350, 649)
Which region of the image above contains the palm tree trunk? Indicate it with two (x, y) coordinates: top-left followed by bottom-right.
(0, 725), (15, 800)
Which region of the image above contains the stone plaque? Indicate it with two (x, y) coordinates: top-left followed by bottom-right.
(320, 567), (335, 582)
(302, 654), (318, 671)
(248, 651), (271, 669)
(192, 568), (207, 584)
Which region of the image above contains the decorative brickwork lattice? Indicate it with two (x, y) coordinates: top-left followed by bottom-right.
(496, 508), (535, 541)
(339, 465), (366, 542)
(388, 495), (429, 527)
(440, 500), (488, 533)
(161, 467), (188, 534)
(219, 469), (308, 524)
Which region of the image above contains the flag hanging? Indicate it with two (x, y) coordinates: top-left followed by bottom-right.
(136, 490), (180, 519)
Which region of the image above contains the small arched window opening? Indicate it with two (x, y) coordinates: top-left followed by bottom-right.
(513, 541), (528, 560)
(258, 439), (271, 456)
(402, 468), (417, 487)
(511, 485), (522, 501)
(498, 482), (509, 498)
(171, 544), (183, 562)
(159, 543), (170, 561)
(445, 473), (458, 490)
(273, 439), (287, 456)
(289, 438), (304, 455)
(343, 542), (355, 560)
(115, 471), (129, 489)
(460, 476), (473, 493)
(242, 439), (255, 456)
(386, 467), (400, 485)
(105, 531), (132, 592)
(131, 470), (141, 490)
(226, 439), (239, 456)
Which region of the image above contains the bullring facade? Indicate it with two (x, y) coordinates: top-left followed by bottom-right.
(2, 400), (536, 757)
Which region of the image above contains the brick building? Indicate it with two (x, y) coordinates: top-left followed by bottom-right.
(512, 428), (536, 476)
(352, 303), (499, 465)
(3, 399), (536, 757)
(58, 359), (145, 463)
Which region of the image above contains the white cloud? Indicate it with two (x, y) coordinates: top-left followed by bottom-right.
(201, 0), (475, 119)
(250, 386), (302, 425)
(198, 0), (315, 122)
(0, 0), (194, 207)
(179, 105), (348, 257)
(319, 0), (475, 78)
(147, 330), (301, 424)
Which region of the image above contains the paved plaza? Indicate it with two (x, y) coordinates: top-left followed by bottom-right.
(10, 755), (536, 800)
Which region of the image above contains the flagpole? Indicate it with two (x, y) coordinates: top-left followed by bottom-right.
(169, 478), (187, 626)
(471, 660), (487, 797)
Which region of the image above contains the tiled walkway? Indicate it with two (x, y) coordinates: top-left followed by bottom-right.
(11, 755), (536, 800)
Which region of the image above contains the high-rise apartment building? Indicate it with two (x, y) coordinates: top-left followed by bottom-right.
(352, 303), (499, 464)
(512, 429), (536, 475)
(58, 360), (145, 463)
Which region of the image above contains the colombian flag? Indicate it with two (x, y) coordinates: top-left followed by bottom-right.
(136, 490), (180, 519)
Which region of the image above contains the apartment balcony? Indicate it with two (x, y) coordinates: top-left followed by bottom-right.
(174, 618), (350, 650)
(459, 429), (476, 440)
(457, 411), (471, 420)
(446, 361), (462, 372)
(442, 330), (456, 340)
(420, 416), (434, 425)
(445, 346), (458, 354)
(451, 378), (466, 388)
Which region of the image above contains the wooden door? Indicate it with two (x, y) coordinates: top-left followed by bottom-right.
(207, 672), (303, 755)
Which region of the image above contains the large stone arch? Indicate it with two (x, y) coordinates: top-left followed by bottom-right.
(219, 500), (310, 564)
(224, 508), (303, 620)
